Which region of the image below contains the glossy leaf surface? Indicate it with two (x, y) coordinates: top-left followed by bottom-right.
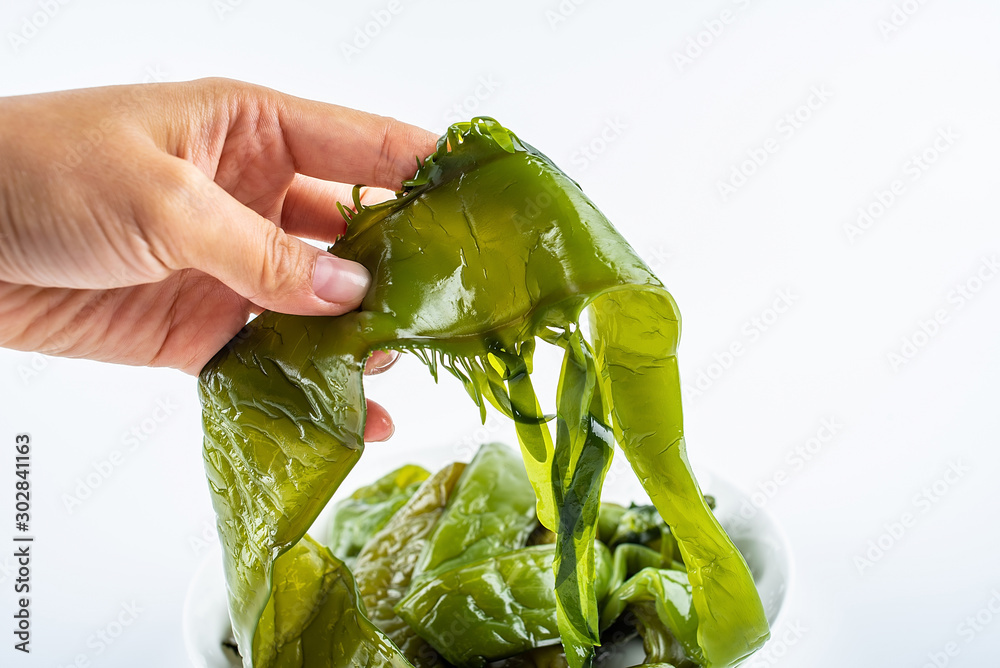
(352, 463), (465, 666)
(198, 118), (767, 668)
(326, 465), (428, 564)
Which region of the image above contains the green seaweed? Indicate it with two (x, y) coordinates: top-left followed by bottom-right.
(198, 118), (768, 668)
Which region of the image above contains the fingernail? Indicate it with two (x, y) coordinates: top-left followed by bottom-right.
(313, 255), (371, 305)
(375, 418), (395, 442)
(365, 349), (400, 375)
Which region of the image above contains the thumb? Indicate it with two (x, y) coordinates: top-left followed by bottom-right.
(171, 179), (371, 317)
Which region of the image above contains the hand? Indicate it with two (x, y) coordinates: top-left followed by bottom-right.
(0, 78), (438, 441)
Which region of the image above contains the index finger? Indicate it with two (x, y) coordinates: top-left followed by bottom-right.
(272, 89), (440, 190)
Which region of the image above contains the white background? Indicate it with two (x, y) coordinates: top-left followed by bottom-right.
(1, 0), (998, 666)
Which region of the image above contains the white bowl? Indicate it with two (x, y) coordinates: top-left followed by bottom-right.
(183, 468), (791, 667)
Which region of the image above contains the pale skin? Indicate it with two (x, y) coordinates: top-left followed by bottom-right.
(0, 78), (439, 441)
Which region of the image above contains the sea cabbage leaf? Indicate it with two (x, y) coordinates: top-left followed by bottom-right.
(198, 118), (767, 668)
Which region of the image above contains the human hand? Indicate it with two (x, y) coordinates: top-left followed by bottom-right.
(0, 78), (438, 440)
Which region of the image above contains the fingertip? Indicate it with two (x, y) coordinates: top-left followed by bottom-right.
(376, 121), (439, 189)
(184, 191), (367, 318)
(312, 254), (370, 307)
(363, 399), (394, 442)
(364, 349), (400, 376)
(409, 129), (440, 171)
(273, 95), (440, 190)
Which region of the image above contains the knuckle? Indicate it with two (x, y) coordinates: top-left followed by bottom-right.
(195, 77), (271, 111)
(193, 76), (245, 99)
(254, 224), (308, 300)
(189, 77), (264, 122)
(134, 160), (205, 270)
(374, 116), (411, 188)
